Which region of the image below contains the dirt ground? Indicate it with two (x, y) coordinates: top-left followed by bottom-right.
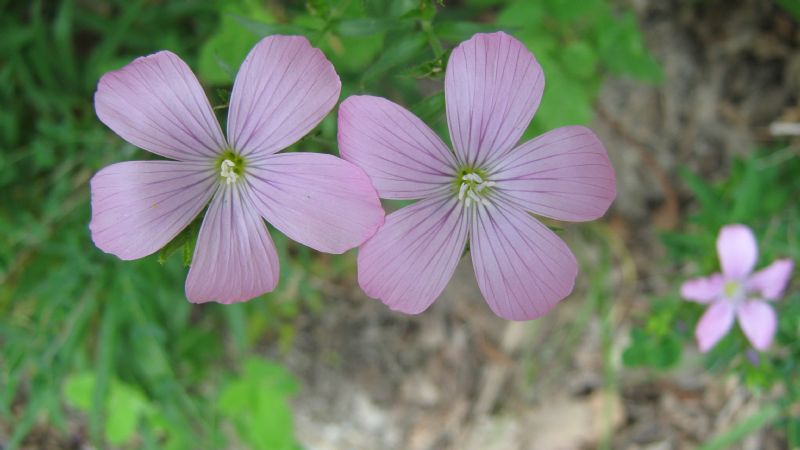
(284, 1), (800, 449)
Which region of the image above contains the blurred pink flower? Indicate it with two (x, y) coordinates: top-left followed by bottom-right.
(682, 224), (794, 352)
(338, 32), (617, 320)
(90, 36), (384, 304)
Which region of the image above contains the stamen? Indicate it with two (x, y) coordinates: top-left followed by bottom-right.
(220, 159), (238, 185)
(462, 173), (484, 183)
(457, 170), (494, 207)
(475, 181), (496, 192)
(458, 183), (468, 201)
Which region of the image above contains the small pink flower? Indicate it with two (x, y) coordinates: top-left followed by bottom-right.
(681, 224), (794, 352)
(338, 32), (617, 320)
(90, 36), (384, 304)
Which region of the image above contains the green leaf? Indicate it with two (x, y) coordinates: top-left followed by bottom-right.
(678, 168), (720, 220)
(335, 18), (412, 36)
(527, 58), (596, 136)
(64, 373), (151, 445)
(64, 372), (95, 411)
(434, 21), (501, 43)
(403, 49), (449, 79)
(411, 91), (445, 124)
(157, 214), (202, 266)
(596, 12), (664, 83)
(218, 358), (300, 450)
(497, 1), (544, 28)
(198, 0), (274, 85)
(544, 0), (587, 23)
(362, 33), (427, 81)
(559, 41), (598, 80)
(777, 0), (800, 21)
(106, 382), (149, 445)
(323, 34), (385, 73)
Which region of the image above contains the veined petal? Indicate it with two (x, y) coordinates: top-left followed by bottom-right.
(737, 301), (777, 351)
(681, 273), (724, 304)
(490, 126), (616, 222)
(445, 31), (544, 168)
(227, 35), (340, 158)
(338, 95), (457, 199)
(470, 200), (577, 321)
(247, 153), (385, 254)
(717, 224), (758, 279)
(89, 161), (216, 260)
(747, 259), (793, 301)
(357, 195), (469, 315)
(95, 51), (226, 161)
(186, 184), (279, 304)
(695, 300), (735, 352)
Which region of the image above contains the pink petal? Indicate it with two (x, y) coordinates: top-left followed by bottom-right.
(357, 195), (469, 314)
(470, 201), (578, 320)
(95, 51), (226, 161)
(695, 300), (735, 352)
(717, 224), (758, 279)
(736, 301), (777, 351)
(680, 273), (724, 304)
(338, 95), (457, 199)
(186, 185), (279, 304)
(747, 259), (794, 301)
(246, 152), (385, 254)
(227, 36), (340, 158)
(490, 126), (616, 222)
(89, 161), (217, 260)
(445, 32), (544, 168)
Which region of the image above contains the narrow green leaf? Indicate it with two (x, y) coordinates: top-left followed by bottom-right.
(697, 404), (780, 450)
(335, 17), (412, 36)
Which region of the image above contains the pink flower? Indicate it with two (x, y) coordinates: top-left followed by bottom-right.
(338, 32), (617, 320)
(681, 224), (794, 352)
(90, 36), (384, 304)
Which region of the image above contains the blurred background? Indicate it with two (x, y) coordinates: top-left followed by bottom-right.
(1, 0), (799, 449)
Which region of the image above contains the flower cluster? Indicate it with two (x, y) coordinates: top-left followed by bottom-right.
(91, 32), (616, 319)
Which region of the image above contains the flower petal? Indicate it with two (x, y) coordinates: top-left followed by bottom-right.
(357, 195), (469, 314)
(247, 152), (385, 254)
(338, 95), (457, 200)
(89, 161), (216, 260)
(747, 259), (794, 301)
(186, 185), (279, 304)
(470, 201), (577, 320)
(680, 273), (724, 304)
(737, 301), (777, 351)
(227, 35), (340, 158)
(490, 126), (616, 222)
(717, 224), (758, 279)
(95, 51), (226, 161)
(695, 301), (735, 352)
(445, 31), (544, 168)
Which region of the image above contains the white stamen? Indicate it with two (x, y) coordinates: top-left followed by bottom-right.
(458, 172), (495, 207)
(220, 159), (238, 185)
(462, 173), (484, 183)
(458, 183), (468, 201)
(475, 180), (494, 192)
(467, 189), (482, 203)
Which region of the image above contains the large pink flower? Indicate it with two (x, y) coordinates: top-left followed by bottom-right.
(90, 36), (384, 304)
(682, 224), (794, 352)
(338, 32), (617, 320)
